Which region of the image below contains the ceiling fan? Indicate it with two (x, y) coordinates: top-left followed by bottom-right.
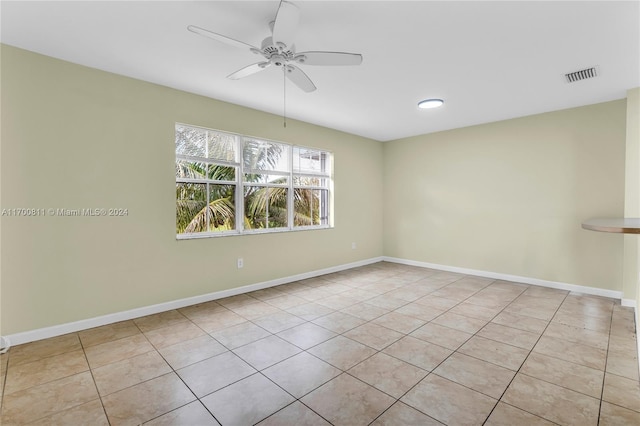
(188, 1), (363, 92)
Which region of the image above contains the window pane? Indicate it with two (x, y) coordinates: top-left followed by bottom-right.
(207, 131), (237, 162)
(268, 188), (288, 228)
(243, 139), (289, 172)
(319, 189), (329, 225)
(176, 182), (207, 233)
(206, 184), (236, 231)
(244, 186), (288, 229)
(176, 159), (207, 179)
(294, 188), (318, 226)
(294, 188), (328, 226)
(176, 126), (206, 157)
(244, 186), (266, 229)
(293, 147), (329, 174)
(293, 176), (328, 187)
(208, 164), (236, 181)
(244, 173), (288, 184)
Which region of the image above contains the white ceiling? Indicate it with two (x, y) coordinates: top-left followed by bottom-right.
(1, 1), (639, 141)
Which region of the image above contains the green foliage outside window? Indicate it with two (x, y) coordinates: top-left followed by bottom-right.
(176, 124), (330, 236)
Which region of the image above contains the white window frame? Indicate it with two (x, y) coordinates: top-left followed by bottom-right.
(176, 123), (333, 239)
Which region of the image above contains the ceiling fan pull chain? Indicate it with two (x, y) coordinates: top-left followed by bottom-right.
(283, 66), (287, 128)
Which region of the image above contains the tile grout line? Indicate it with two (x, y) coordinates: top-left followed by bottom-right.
(366, 277), (522, 425)
(364, 277), (502, 424)
(168, 277), (393, 425)
(77, 333), (113, 426)
(257, 269), (442, 425)
(157, 271), (633, 423)
(211, 268), (418, 425)
(2, 263), (638, 425)
(296, 275), (515, 424)
(141, 311), (225, 425)
(389, 282), (530, 424)
(98, 312), (209, 425)
(480, 289), (571, 425)
(596, 306), (616, 426)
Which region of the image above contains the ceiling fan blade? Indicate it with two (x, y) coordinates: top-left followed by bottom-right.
(272, 1), (300, 48)
(296, 51), (363, 66)
(285, 65), (316, 92)
(227, 62), (271, 80)
(187, 25), (259, 51)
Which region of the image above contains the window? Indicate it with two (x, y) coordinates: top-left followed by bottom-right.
(175, 123), (332, 238)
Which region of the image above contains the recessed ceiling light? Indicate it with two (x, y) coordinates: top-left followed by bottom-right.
(418, 98), (444, 109)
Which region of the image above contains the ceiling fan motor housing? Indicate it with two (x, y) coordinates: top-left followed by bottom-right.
(258, 36), (297, 66)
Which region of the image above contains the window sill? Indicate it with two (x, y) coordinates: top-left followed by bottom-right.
(176, 225), (333, 240)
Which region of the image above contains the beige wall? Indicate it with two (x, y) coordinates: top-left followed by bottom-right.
(383, 101), (627, 291)
(1, 44), (633, 337)
(0, 45), (384, 335)
(624, 88), (640, 308)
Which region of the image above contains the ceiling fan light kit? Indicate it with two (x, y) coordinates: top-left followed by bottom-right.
(188, 1), (363, 93)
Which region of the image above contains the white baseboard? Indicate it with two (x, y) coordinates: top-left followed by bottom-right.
(4, 256), (384, 346)
(389, 256), (640, 372)
(383, 256), (624, 300)
(4, 256), (630, 347)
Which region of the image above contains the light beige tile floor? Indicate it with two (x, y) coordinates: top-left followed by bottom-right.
(1, 261), (639, 425)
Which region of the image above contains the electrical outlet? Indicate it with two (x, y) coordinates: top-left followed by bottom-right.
(351, 242), (357, 249)
(237, 258), (244, 269)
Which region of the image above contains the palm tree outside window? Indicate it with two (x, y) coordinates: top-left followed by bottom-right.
(175, 124), (332, 238)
